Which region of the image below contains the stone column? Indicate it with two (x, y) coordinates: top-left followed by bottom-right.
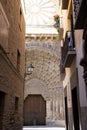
(46, 100), (52, 120)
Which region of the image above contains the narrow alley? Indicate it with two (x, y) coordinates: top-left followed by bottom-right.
(0, 0), (87, 130)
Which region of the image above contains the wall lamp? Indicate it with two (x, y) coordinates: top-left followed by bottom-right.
(27, 64), (34, 75)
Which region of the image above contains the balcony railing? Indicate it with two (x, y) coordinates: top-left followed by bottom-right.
(73, 0), (80, 20)
(61, 31), (76, 68)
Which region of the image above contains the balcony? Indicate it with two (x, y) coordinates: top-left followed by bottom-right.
(74, 0), (87, 29)
(61, 31), (76, 68)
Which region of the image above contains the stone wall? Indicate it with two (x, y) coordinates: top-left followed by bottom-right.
(0, 1), (25, 129)
(0, 47), (24, 130)
(0, 0), (25, 77)
(80, 107), (87, 130)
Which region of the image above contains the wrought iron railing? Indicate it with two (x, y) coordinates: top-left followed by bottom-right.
(61, 31), (75, 67)
(73, 0), (80, 19)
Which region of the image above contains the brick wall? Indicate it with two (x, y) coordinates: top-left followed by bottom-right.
(0, 47), (24, 130)
(0, 0), (25, 130)
(0, 0), (25, 77)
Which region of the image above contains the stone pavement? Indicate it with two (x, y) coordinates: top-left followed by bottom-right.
(46, 119), (65, 127)
(23, 119), (65, 130)
(23, 126), (65, 130)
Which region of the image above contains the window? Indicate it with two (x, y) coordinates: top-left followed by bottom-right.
(19, 8), (22, 31)
(0, 91), (5, 129)
(17, 50), (20, 71)
(15, 97), (19, 112)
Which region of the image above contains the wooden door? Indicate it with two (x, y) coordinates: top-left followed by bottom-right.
(24, 94), (46, 126)
(72, 87), (80, 130)
(0, 91), (5, 129)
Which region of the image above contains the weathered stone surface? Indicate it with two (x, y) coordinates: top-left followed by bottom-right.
(24, 34), (65, 122)
(0, 1), (25, 129)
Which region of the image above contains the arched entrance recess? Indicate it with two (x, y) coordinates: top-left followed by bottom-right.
(24, 36), (65, 125)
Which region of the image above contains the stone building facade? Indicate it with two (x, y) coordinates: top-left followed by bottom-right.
(24, 34), (65, 125)
(0, 1), (25, 130)
(61, 0), (87, 130)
